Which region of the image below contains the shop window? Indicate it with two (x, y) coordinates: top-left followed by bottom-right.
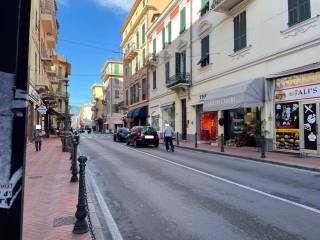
(200, 112), (217, 141)
(234, 11), (247, 52)
(288, 0), (311, 27)
(275, 102), (300, 151)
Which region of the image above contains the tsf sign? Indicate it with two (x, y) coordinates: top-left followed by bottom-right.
(37, 105), (47, 115)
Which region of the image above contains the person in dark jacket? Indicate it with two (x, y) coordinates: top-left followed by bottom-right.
(33, 125), (43, 152)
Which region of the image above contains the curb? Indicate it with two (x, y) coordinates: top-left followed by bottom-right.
(161, 143), (320, 173)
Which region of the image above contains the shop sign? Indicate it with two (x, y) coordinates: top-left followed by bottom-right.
(199, 93), (208, 101)
(275, 84), (320, 102)
(205, 96), (237, 107)
(37, 105), (47, 115)
(275, 72), (318, 90)
(29, 86), (41, 104)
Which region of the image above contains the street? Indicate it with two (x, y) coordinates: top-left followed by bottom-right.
(79, 133), (320, 240)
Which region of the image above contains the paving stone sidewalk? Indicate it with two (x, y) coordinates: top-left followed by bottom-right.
(161, 139), (320, 172)
(23, 138), (90, 240)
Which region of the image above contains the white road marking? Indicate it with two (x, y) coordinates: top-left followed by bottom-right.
(124, 146), (320, 215)
(87, 167), (124, 240)
(78, 148), (123, 240)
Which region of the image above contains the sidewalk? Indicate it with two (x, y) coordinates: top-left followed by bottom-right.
(162, 139), (320, 172)
(23, 138), (90, 240)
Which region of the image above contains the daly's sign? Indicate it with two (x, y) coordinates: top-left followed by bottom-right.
(275, 83), (320, 102)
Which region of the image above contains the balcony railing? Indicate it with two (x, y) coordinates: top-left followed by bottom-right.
(166, 73), (191, 89)
(123, 43), (137, 61)
(211, 0), (245, 13)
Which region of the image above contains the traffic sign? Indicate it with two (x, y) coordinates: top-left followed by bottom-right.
(37, 105), (47, 115)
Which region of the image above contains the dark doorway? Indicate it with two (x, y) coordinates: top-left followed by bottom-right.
(181, 99), (187, 140)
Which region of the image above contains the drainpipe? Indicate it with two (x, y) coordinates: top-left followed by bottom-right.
(188, 0), (193, 100)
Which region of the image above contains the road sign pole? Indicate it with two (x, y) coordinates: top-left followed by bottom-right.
(0, 1), (31, 239)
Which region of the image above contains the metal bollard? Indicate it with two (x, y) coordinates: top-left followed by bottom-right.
(176, 132), (179, 145)
(195, 132), (198, 148)
(70, 138), (79, 182)
(261, 136), (266, 158)
(73, 156), (89, 234)
(220, 134), (224, 152)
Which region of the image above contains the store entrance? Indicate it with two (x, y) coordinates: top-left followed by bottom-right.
(301, 102), (319, 153)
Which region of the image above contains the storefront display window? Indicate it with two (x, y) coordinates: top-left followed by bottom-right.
(224, 108), (259, 147)
(275, 102), (299, 151)
(200, 112), (217, 141)
(303, 103), (317, 150)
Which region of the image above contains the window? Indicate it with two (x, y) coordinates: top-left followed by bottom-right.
(176, 51), (186, 75)
(234, 11), (247, 52)
(136, 84), (140, 102)
(288, 0), (311, 27)
(142, 48), (146, 66)
(58, 66), (62, 79)
(180, 7), (186, 33)
(152, 71), (157, 89)
(200, 0), (209, 16)
(198, 35), (210, 67)
(136, 31), (139, 48)
(35, 53), (38, 74)
(162, 29), (166, 49)
(167, 22), (171, 44)
(153, 38), (157, 56)
(165, 62), (170, 84)
(126, 90), (129, 105)
(142, 24), (145, 44)
(112, 104), (119, 113)
(114, 64), (120, 74)
(114, 78), (120, 86)
(142, 78), (147, 100)
(115, 90), (120, 98)
(130, 86), (134, 104)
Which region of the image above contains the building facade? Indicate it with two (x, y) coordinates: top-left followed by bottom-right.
(144, 0), (320, 155)
(91, 84), (105, 132)
(101, 60), (124, 132)
(79, 104), (93, 128)
(120, 0), (171, 127)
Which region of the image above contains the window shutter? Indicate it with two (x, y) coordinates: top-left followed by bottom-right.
(162, 29), (165, 49)
(115, 64), (119, 74)
(142, 48), (145, 66)
(142, 24), (145, 44)
(182, 51), (186, 74)
(175, 52), (181, 74)
(167, 22), (171, 43)
(202, 0), (209, 7)
(153, 71), (156, 89)
(153, 38), (156, 56)
(180, 8), (186, 33)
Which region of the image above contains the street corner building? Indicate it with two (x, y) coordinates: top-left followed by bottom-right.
(119, 0), (320, 155)
(27, 0), (72, 142)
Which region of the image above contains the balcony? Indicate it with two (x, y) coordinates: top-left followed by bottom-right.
(211, 0), (246, 13)
(166, 73), (191, 90)
(41, 0), (57, 34)
(46, 33), (57, 49)
(55, 90), (69, 98)
(45, 64), (56, 76)
(41, 49), (53, 62)
(123, 43), (138, 62)
(145, 55), (158, 68)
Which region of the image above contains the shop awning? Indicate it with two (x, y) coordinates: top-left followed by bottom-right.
(267, 62), (320, 79)
(203, 77), (269, 112)
(127, 106), (148, 118)
(160, 102), (175, 110)
(127, 109), (134, 118)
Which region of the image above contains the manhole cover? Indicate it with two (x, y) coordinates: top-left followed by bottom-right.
(53, 216), (75, 227)
(28, 175), (43, 179)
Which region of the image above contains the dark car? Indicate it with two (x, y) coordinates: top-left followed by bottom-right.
(113, 128), (129, 142)
(126, 126), (159, 148)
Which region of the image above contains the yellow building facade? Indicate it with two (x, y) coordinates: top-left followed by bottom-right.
(91, 84), (105, 132)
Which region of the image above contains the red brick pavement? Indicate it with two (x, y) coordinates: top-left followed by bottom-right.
(161, 139), (320, 171)
(23, 138), (90, 240)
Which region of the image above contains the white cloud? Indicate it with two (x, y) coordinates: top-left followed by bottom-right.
(95, 0), (135, 12)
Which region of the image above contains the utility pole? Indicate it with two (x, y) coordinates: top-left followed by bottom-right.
(0, 1), (31, 239)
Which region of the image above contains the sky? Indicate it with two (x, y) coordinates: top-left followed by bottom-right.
(55, 0), (134, 107)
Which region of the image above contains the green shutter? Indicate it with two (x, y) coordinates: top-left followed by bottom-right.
(162, 29), (165, 49)
(180, 8), (186, 33)
(167, 22), (171, 43)
(153, 38), (156, 56)
(142, 24), (145, 44)
(114, 64), (119, 74)
(202, 0), (209, 7)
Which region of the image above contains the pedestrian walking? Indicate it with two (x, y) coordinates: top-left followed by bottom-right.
(33, 125), (43, 152)
(164, 123), (174, 152)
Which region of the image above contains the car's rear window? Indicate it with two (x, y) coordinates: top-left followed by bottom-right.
(140, 127), (155, 134)
(121, 128), (128, 133)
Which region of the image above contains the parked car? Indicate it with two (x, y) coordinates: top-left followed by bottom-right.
(126, 126), (159, 148)
(113, 128), (129, 142)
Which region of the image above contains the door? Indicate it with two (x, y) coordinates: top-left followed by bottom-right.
(302, 102), (318, 153)
(181, 99), (187, 140)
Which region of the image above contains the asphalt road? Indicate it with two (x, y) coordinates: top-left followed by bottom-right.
(79, 133), (320, 240)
